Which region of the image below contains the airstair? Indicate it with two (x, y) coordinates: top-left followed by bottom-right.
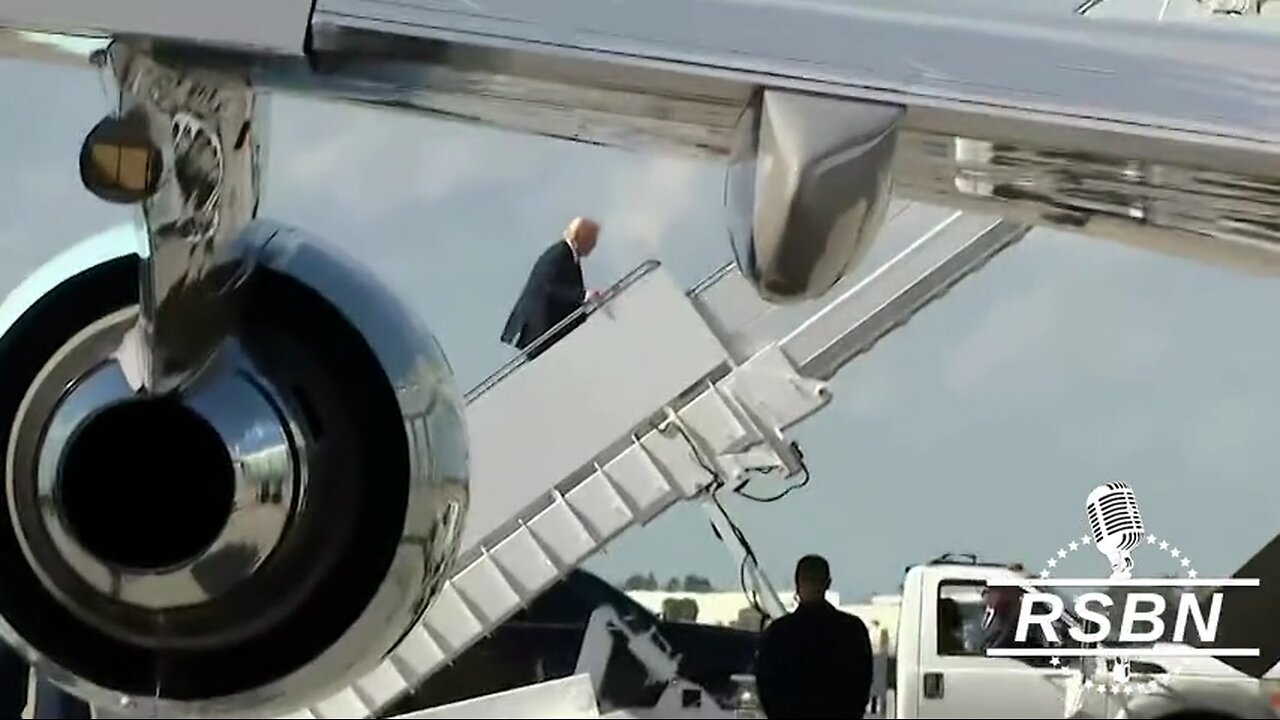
(285, 205), (1032, 719)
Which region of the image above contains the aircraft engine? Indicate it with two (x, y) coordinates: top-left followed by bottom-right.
(0, 220), (469, 717)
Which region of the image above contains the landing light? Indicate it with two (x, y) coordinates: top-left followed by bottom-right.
(79, 108), (161, 204)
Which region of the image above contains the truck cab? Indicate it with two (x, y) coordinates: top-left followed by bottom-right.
(890, 555), (1278, 719)
(893, 557), (1081, 718)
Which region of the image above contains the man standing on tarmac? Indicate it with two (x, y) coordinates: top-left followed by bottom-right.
(754, 554), (875, 719)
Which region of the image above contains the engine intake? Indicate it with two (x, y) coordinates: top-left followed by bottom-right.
(0, 220), (468, 717)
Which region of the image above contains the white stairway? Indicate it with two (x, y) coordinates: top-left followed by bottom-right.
(285, 260), (829, 720)
(285, 205), (1029, 720)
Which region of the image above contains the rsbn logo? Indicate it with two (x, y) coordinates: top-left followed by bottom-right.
(984, 482), (1260, 694)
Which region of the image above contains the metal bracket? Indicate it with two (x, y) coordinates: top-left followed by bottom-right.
(714, 346), (831, 479)
(657, 353), (822, 487)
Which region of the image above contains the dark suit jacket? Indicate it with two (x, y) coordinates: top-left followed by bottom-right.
(501, 241), (585, 358)
(755, 601), (874, 719)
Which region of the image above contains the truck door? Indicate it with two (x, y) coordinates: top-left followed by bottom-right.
(915, 579), (1074, 718)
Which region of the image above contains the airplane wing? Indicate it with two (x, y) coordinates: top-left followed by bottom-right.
(303, 0), (1280, 269)
(4, 0), (1280, 280)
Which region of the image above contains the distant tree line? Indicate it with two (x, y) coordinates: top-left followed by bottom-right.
(661, 597), (700, 623)
(621, 573), (716, 593)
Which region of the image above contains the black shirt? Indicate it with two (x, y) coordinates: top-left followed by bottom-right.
(755, 600), (874, 719)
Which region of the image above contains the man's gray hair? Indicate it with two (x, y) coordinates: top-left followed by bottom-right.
(563, 216), (599, 241)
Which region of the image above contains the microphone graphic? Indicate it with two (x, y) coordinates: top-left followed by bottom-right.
(1085, 481), (1146, 687)
(1086, 481), (1146, 579)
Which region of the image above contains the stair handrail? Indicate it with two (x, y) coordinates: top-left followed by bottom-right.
(687, 259), (736, 298)
(465, 258), (663, 403)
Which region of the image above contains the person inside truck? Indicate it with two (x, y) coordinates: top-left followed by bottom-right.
(980, 584), (1020, 647)
(754, 554), (874, 719)
(979, 583), (1056, 663)
(936, 597), (967, 654)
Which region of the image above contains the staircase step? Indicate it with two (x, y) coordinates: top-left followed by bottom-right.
(296, 392), (743, 718)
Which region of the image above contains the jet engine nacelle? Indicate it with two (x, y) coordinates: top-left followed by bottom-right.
(726, 89), (905, 304)
(0, 220), (468, 717)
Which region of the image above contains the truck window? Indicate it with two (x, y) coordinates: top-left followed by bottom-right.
(931, 576), (1070, 655)
(936, 581), (987, 655)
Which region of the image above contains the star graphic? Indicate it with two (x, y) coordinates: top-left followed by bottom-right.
(1181, 557), (1191, 567)
(1170, 548), (1181, 558)
(1050, 657), (1061, 667)
(1047, 558), (1058, 568)
(1080, 536), (1091, 545)
(1083, 679), (1094, 690)
(1147, 535), (1157, 544)
(1159, 540), (1169, 550)
(1069, 541), (1079, 551)
(1057, 548), (1068, 559)
(1188, 569), (1198, 579)
(1040, 569), (1051, 579)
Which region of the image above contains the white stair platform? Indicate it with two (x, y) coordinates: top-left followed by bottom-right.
(388, 674), (599, 719)
(461, 263), (731, 556)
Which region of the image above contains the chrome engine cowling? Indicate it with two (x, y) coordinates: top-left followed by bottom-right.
(0, 220), (468, 717)
(726, 89), (905, 304)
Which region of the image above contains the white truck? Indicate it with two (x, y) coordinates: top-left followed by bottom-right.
(883, 556), (1279, 719)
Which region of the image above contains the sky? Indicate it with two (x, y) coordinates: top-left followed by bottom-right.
(2, 0), (1279, 603)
